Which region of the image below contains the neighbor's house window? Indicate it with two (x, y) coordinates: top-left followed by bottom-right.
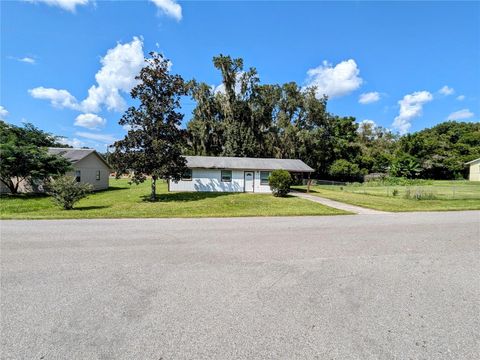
(75, 170), (81, 182)
(260, 171), (270, 185)
(181, 169), (192, 181)
(221, 170), (232, 182)
(96, 171), (101, 181)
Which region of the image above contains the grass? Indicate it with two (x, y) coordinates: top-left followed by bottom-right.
(295, 180), (480, 212)
(0, 179), (347, 219)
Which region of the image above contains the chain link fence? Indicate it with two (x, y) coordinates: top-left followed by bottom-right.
(302, 179), (480, 200)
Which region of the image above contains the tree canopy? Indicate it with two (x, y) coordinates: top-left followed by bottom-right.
(109, 52), (189, 200)
(0, 121), (72, 193)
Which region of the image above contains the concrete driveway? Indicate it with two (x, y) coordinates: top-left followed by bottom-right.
(1, 212), (479, 359)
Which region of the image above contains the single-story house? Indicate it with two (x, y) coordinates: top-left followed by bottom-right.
(48, 148), (112, 190)
(0, 148), (112, 194)
(466, 158), (480, 181)
(169, 156), (314, 193)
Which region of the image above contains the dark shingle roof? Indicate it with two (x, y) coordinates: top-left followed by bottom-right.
(185, 156), (314, 172)
(48, 148), (112, 170)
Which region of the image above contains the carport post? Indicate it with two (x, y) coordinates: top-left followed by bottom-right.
(307, 173), (311, 193)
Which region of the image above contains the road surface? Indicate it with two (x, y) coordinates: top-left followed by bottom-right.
(1, 212), (479, 359)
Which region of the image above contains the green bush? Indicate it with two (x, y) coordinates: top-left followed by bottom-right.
(269, 170), (292, 197)
(46, 176), (93, 210)
(328, 159), (364, 182)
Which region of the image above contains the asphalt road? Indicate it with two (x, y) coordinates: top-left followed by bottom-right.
(1, 212), (479, 359)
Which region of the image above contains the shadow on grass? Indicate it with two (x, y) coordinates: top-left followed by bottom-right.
(73, 205), (110, 211)
(141, 191), (236, 203)
(97, 186), (128, 193)
(0, 193), (49, 200)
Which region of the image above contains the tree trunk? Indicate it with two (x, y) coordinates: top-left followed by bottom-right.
(150, 176), (157, 201)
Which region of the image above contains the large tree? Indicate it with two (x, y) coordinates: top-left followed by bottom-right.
(0, 121), (71, 194)
(109, 52), (189, 200)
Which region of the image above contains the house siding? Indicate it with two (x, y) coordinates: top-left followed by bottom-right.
(468, 160), (480, 181)
(169, 168), (273, 193)
(71, 153), (110, 190)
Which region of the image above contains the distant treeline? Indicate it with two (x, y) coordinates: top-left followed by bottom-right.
(182, 55), (480, 181)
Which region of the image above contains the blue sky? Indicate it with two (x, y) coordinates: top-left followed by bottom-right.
(1, 0), (479, 150)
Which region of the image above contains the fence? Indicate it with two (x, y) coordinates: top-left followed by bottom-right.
(301, 179), (480, 200)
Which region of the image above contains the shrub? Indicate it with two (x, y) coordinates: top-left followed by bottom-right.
(269, 170), (292, 197)
(328, 159), (364, 182)
(392, 189), (399, 196)
(46, 176), (93, 210)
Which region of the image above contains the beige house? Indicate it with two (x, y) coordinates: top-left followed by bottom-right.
(0, 148), (112, 194)
(466, 158), (480, 181)
(48, 148), (112, 190)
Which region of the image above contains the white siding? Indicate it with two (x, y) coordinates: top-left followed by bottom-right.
(169, 168), (275, 193)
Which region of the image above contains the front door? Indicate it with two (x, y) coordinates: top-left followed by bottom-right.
(244, 171), (254, 192)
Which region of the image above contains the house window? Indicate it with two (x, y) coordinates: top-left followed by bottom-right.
(96, 171), (101, 181)
(75, 170), (81, 182)
(260, 171), (270, 185)
(221, 170), (232, 182)
(181, 169), (192, 181)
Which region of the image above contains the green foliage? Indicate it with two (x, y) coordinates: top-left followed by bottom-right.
(46, 176), (93, 210)
(0, 121), (72, 193)
(389, 155), (422, 178)
(268, 170), (292, 197)
(328, 159), (364, 182)
(396, 121), (480, 179)
(186, 55), (479, 182)
(109, 52), (189, 201)
(187, 55), (360, 178)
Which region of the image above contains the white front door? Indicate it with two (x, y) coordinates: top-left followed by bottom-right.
(244, 171), (254, 192)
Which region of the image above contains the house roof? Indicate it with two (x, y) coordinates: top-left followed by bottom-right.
(465, 158), (480, 165)
(185, 156), (314, 172)
(48, 148), (112, 170)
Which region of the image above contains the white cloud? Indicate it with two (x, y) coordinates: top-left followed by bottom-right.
(74, 113), (106, 129)
(150, 0), (182, 20)
(304, 59), (363, 99)
(392, 91), (433, 134)
(19, 57), (36, 64)
(446, 109), (474, 121)
(438, 85), (454, 96)
(26, 0), (89, 12)
(80, 36), (145, 113)
(0, 106), (8, 120)
(29, 37), (145, 114)
(29, 87), (80, 109)
(61, 137), (85, 148)
(456, 95), (465, 101)
(75, 131), (117, 144)
(359, 92), (380, 104)
(358, 119), (377, 133)
(360, 119), (376, 127)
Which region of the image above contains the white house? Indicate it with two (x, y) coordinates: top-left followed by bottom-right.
(466, 158), (480, 181)
(168, 156), (314, 193)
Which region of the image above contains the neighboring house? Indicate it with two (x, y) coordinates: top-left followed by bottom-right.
(169, 156), (314, 193)
(466, 158), (480, 181)
(0, 148), (112, 194)
(48, 148), (112, 190)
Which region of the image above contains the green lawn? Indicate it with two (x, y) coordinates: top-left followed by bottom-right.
(0, 179), (347, 219)
(295, 180), (480, 212)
